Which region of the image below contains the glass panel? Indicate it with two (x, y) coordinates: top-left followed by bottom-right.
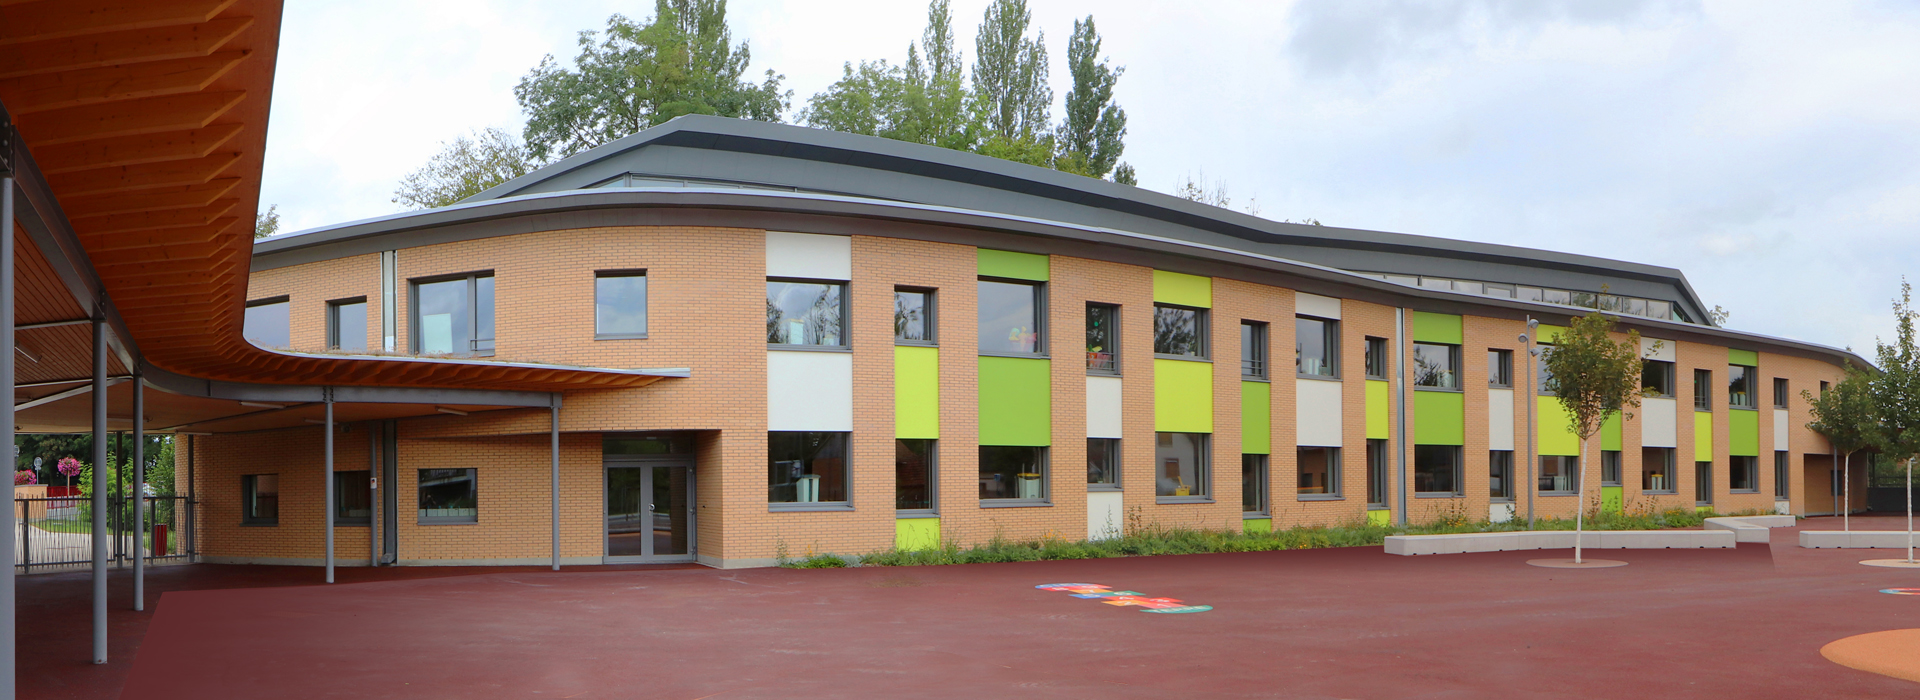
(1419, 277), (1452, 291)
(1775, 452), (1790, 498)
(1538, 345), (1556, 392)
(1538, 456), (1578, 493)
(334, 471), (372, 523)
(1451, 280), (1483, 295)
(1643, 448), (1674, 491)
(894, 290), (930, 342)
(1602, 451), (1621, 485)
(243, 301), (290, 348)
(1241, 323), (1266, 377)
(473, 275), (495, 353)
(1296, 317), (1334, 376)
(1383, 274), (1418, 286)
(1413, 343), (1458, 388)
(1086, 305), (1116, 372)
(1647, 300), (1672, 320)
(1483, 284), (1515, 298)
(1727, 365), (1753, 408)
(596, 275), (649, 336)
(766, 281), (844, 346)
(1366, 440), (1388, 505)
(895, 439), (934, 509)
(417, 468), (477, 520)
(1298, 446), (1336, 495)
(978, 280), (1040, 354)
(979, 445), (1045, 500)
(606, 467), (644, 557)
(1488, 350), (1511, 386)
(1599, 294), (1622, 312)
(1728, 456), (1756, 492)
(1517, 286), (1544, 302)
(767, 432), (848, 503)
(1542, 289), (1572, 306)
(332, 302), (368, 352)
(1622, 298), (1647, 316)
(416, 278), (468, 355)
(1153, 306), (1203, 357)
(247, 474), (279, 522)
(1414, 445), (1458, 494)
(1570, 291), (1598, 308)
(1490, 451), (1513, 499)
(652, 466), (689, 555)
(1695, 369), (1713, 410)
(1642, 360), (1673, 396)
(1155, 432), (1207, 497)
(1365, 337), (1387, 378)
(1241, 454), (1266, 513)
(1696, 461), (1713, 503)
(1086, 438), (1118, 486)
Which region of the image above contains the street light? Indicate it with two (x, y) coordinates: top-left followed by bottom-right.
(1523, 318), (1539, 529)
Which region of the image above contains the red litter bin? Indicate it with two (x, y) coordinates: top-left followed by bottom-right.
(154, 524), (168, 555)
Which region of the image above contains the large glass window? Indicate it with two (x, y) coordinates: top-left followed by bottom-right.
(766, 280), (845, 347)
(1153, 305), (1207, 359)
(1087, 438), (1120, 490)
(1414, 445), (1461, 495)
(1364, 337), (1388, 379)
(1413, 343), (1460, 389)
(1729, 455), (1758, 493)
(1695, 461), (1713, 505)
(1298, 446), (1340, 498)
(413, 273), (494, 356)
(334, 470), (371, 525)
(979, 445), (1047, 501)
(1772, 378), (1789, 409)
(1490, 450), (1514, 501)
(1296, 316), (1337, 377)
(417, 468), (477, 523)
(1694, 369), (1713, 410)
(895, 288), (933, 343)
(1242, 454), (1268, 515)
(242, 474), (278, 525)
(1602, 451), (1622, 486)
(1241, 321), (1268, 378)
(1086, 303), (1118, 373)
(895, 439), (935, 511)
(595, 272), (649, 338)
(243, 297), (289, 349)
(1643, 360), (1675, 397)
(1366, 439), (1389, 506)
(1537, 344), (1557, 394)
(979, 279), (1043, 355)
(1728, 364), (1755, 408)
(1643, 447), (1675, 492)
(1774, 451), (1790, 499)
(328, 298), (368, 352)
(1488, 349), (1512, 388)
(1539, 455), (1579, 494)
(768, 432), (849, 505)
(1155, 432), (1210, 500)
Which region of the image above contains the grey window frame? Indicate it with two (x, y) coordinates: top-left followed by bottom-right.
(1364, 336), (1388, 380)
(1087, 437), (1121, 491)
(766, 277), (850, 350)
(1728, 364), (1757, 409)
(1601, 450), (1622, 486)
(1298, 445), (1343, 501)
(1772, 377), (1789, 409)
(1490, 450), (1514, 501)
(979, 445), (1050, 507)
(977, 277), (1047, 358)
(1695, 460), (1714, 506)
(1538, 455), (1580, 495)
(895, 438), (937, 516)
(1642, 359), (1675, 397)
(243, 295), (290, 349)
(409, 271), (496, 357)
(1412, 342), (1462, 391)
(1774, 451), (1790, 500)
(1729, 455), (1760, 493)
(894, 286), (937, 346)
(1152, 303), (1209, 361)
(1413, 444), (1464, 497)
(241, 473), (278, 526)
(1488, 349), (1512, 388)
(1242, 453), (1269, 516)
(1296, 315), (1340, 379)
(417, 467), (479, 525)
(1642, 447), (1677, 493)
(1536, 344), (1557, 395)
(768, 431), (853, 511)
(1366, 439), (1389, 507)
(1241, 320), (1269, 379)
(1693, 368), (1713, 411)
(1085, 303), (1120, 375)
(333, 469), (372, 526)
(326, 296), (368, 351)
(593, 270), (649, 340)
(1154, 432), (1213, 504)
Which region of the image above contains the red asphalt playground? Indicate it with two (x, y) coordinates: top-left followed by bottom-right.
(19, 515), (1920, 699)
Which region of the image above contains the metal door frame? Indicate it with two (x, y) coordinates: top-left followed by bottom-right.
(602, 455), (696, 563)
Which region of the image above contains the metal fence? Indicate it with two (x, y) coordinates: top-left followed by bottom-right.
(13, 496), (193, 573)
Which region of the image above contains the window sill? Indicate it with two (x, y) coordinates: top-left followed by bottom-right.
(417, 519), (478, 525)
(1489, 498), (1514, 504)
(1243, 512), (1269, 519)
(980, 499), (1050, 508)
(1538, 492), (1580, 498)
(1296, 373), (1341, 382)
(1367, 504), (1391, 510)
(1365, 375), (1389, 382)
(1414, 386), (1463, 393)
(1087, 485), (1121, 492)
(1154, 354), (1210, 363)
(595, 333), (648, 341)
(1730, 406), (1758, 412)
(1241, 376), (1270, 383)
(980, 351), (1049, 360)
(767, 345), (852, 353)
(769, 503), (854, 512)
(1297, 494), (1344, 502)
(1731, 489), (1760, 494)
(1414, 493), (1464, 499)
(1602, 482), (1623, 487)
(1489, 384), (1513, 390)
(1156, 496), (1214, 505)
(896, 341), (938, 348)
(1086, 370), (1122, 378)
(332, 522), (370, 528)
(1644, 490), (1678, 495)
(895, 510), (939, 519)
(239, 522), (278, 527)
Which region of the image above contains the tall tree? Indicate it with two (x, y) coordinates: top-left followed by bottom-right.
(392, 128), (539, 210)
(1804, 364), (1875, 530)
(799, 60), (907, 139)
(254, 204), (280, 239)
(1054, 16), (1127, 180)
(1540, 311), (1646, 563)
(903, 0), (971, 150)
(971, 0), (1051, 161)
(1869, 281), (1920, 561)
(515, 1), (789, 162)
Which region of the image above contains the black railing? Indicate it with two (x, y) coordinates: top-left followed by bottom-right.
(13, 495), (193, 573)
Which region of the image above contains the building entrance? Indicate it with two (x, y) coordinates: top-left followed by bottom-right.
(604, 460), (694, 562)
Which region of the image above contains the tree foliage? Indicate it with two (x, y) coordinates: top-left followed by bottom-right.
(971, 0), (1050, 144)
(254, 204), (280, 239)
(1870, 281), (1920, 461)
(1054, 16), (1127, 179)
(392, 128), (539, 210)
(1803, 363), (1875, 459)
(1542, 311), (1647, 443)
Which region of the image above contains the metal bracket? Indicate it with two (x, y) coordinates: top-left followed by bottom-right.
(0, 115), (14, 177)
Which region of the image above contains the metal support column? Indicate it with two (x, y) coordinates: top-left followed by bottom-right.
(186, 435), (195, 563)
(550, 393), (561, 571)
(324, 389), (335, 583)
(1524, 318), (1540, 529)
(132, 375), (144, 610)
(90, 318), (107, 664)
(1393, 308), (1408, 526)
(2, 153), (20, 699)
(369, 423), (379, 567)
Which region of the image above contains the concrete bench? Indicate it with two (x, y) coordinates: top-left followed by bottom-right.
(1703, 515), (1797, 543)
(1800, 530), (1920, 549)
(1384, 529), (1735, 555)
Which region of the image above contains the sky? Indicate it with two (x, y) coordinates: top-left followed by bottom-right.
(260, 0), (1920, 355)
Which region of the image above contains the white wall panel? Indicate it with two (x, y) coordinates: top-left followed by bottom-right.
(1641, 397), (1677, 448)
(1488, 388), (1515, 451)
(1773, 408), (1789, 450)
(768, 350), (852, 431)
(1295, 292), (1341, 320)
(1088, 491), (1125, 540)
(765, 231), (851, 280)
(1642, 336), (1675, 362)
(1296, 379), (1343, 447)
(1086, 376), (1123, 439)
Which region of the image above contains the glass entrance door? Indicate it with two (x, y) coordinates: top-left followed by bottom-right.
(605, 462), (693, 561)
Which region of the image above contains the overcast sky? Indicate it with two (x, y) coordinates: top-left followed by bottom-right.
(261, 0), (1920, 354)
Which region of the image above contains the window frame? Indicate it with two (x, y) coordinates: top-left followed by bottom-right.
(1152, 303), (1209, 361)
(1241, 321), (1269, 379)
(241, 473), (278, 526)
(593, 269), (650, 340)
(978, 445), (1050, 507)
(1771, 377), (1789, 409)
(1695, 460), (1714, 506)
(333, 469), (372, 526)
(1601, 450), (1622, 486)
(1085, 303), (1120, 375)
(1413, 444), (1464, 497)
(1490, 450), (1514, 502)
(1296, 315), (1340, 379)
(1727, 364), (1757, 410)
(977, 277), (1047, 357)
(1154, 432), (1213, 504)
(243, 295), (291, 349)
(1538, 455), (1580, 495)
(1642, 447), (1677, 493)
(1364, 336), (1389, 380)
(1488, 349), (1513, 388)
(1297, 445), (1343, 501)
(767, 431), (853, 511)
(416, 467), (478, 525)
(409, 271), (496, 358)
(766, 277), (850, 350)
(1642, 360), (1675, 398)
(1693, 368), (1713, 411)
(893, 286), (937, 346)
(1729, 455), (1760, 493)
(1242, 453), (1269, 516)
(1774, 451), (1790, 500)
(894, 438), (937, 515)
(1366, 439), (1389, 507)
(326, 296), (369, 352)
(1412, 342), (1462, 391)
(1087, 437), (1121, 491)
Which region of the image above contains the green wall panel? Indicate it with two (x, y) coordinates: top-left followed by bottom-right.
(1368, 509), (1391, 526)
(1155, 358), (1213, 433)
(1241, 381), (1271, 454)
(1243, 518), (1272, 534)
(895, 346), (940, 439)
(896, 518), (940, 551)
(1602, 486), (1623, 514)
(1602, 412), (1622, 452)
(1414, 391), (1465, 445)
(1694, 410), (1714, 462)
(1366, 380), (1391, 440)
(1730, 409), (1759, 457)
(1411, 312), (1463, 345)
(1538, 396), (1579, 456)
(979, 356), (1051, 445)
(977, 248), (1049, 281)
(1538, 324), (1566, 344)
(1728, 348), (1759, 366)
(1153, 270), (1212, 308)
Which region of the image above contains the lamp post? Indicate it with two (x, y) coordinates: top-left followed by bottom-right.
(1523, 318), (1539, 529)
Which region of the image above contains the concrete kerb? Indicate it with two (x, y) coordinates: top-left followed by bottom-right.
(1385, 529), (1737, 556)
(1800, 530), (1920, 549)
(1704, 515), (1797, 543)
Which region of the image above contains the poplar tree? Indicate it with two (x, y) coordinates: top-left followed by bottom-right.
(1054, 16), (1128, 180)
(1541, 311), (1647, 564)
(970, 0), (1053, 165)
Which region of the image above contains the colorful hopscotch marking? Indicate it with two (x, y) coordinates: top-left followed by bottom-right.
(1035, 583), (1212, 614)
(1881, 588), (1920, 596)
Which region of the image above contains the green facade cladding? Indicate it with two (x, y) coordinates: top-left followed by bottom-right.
(1155, 359), (1213, 433)
(979, 356), (1051, 445)
(1694, 410), (1714, 462)
(977, 248), (1049, 281)
(895, 518), (940, 551)
(1602, 412), (1621, 452)
(1538, 396), (1578, 456)
(1414, 390), (1465, 446)
(1728, 348), (1759, 366)
(895, 346), (939, 439)
(1366, 380), (1390, 440)
(1153, 270), (1212, 308)
(1411, 312), (1463, 344)
(1730, 409), (1759, 457)
(1242, 381), (1271, 454)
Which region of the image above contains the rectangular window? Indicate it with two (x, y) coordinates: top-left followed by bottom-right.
(412, 272), (495, 356)
(1296, 316), (1338, 377)
(1242, 454), (1268, 515)
(242, 474), (278, 525)
(1695, 461), (1713, 505)
(1414, 445), (1462, 496)
(1729, 455), (1758, 493)
(1086, 303), (1118, 373)
(979, 279), (1044, 355)
(1087, 438), (1120, 490)
(1155, 432), (1211, 500)
(1774, 451), (1790, 499)
(766, 279), (847, 347)
(1488, 349), (1512, 388)
(1364, 336), (1388, 379)
(1241, 321), (1268, 379)
(979, 445), (1048, 502)
(1643, 447), (1676, 492)
(1366, 439), (1389, 506)
(1413, 343), (1461, 389)
(327, 298), (368, 352)
(243, 296), (290, 349)
(1153, 304), (1207, 359)
(1728, 364), (1756, 408)
(1490, 450), (1514, 501)
(1642, 360), (1675, 397)
(1772, 377), (1789, 409)
(1694, 369), (1713, 411)
(1538, 455), (1579, 494)
(1601, 450), (1622, 486)
(334, 470), (371, 525)
(895, 439), (935, 511)
(1820, 380), (1830, 395)
(768, 432), (850, 505)
(1298, 445), (1341, 499)
(894, 287), (934, 344)
(595, 271), (649, 338)
(417, 468), (477, 523)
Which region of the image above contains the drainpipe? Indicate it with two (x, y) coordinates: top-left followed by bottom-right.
(1394, 308), (1408, 526)
(2, 162), (16, 697)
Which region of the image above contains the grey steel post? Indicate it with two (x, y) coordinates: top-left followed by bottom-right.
(1393, 308), (1407, 526)
(1524, 318), (1540, 529)
(91, 318), (107, 664)
(369, 422), (378, 568)
(2, 161), (18, 699)
(132, 375), (144, 610)
(1907, 456), (1913, 564)
(551, 393), (561, 571)
(324, 389), (334, 583)
(186, 435), (195, 563)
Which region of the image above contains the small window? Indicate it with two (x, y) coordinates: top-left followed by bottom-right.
(979, 445), (1047, 502)
(894, 288), (935, 344)
(1601, 451), (1621, 486)
(1242, 454), (1268, 515)
(1488, 349), (1512, 388)
(1727, 365), (1755, 409)
(1693, 369), (1713, 411)
(327, 298), (368, 352)
(1774, 451), (1790, 499)
(1155, 432), (1211, 501)
(1819, 380), (1830, 395)
(979, 279), (1044, 355)
(895, 439), (935, 511)
(1414, 445), (1462, 496)
(1086, 303), (1118, 373)
(1537, 344), (1557, 394)
(417, 468), (477, 523)
(595, 271), (649, 339)
(1153, 304), (1207, 359)
(412, 272), (495, 356)
(1729, 455), (1758, 493)
(1087, 438), (1120, 490)
(1539, 455), (1579, 494)
(1413, 343), (1461, 389)
(334, 470), (372, 525)
(1366, 439), (1389, 506)
(242, 474), (279, 525)
(1642, 360), (1675, 397)
(767, 279), (846, 347)
(1298, 445), (1341, 499)
(1695, 461), (1713, 505)
(1241, 321), (1268, 379)
(768, 432), (849, 505)
(1364, 337), (1388, 379)
(1772, 377), (1789, 409)
(1643, 447), (1676, 493)
(1490, 450), (1514, 501)
(1296, 316), (1338, 377)
(243, 297), (290, 349)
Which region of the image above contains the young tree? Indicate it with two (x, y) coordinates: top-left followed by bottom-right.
(1540, 310), (1646, 564)
(1803, 364), (1875, 530)
(1054, 16), (1127, 181)
(254, 204), (280, 239)
(800, 1), (971, 150)
(1869, 281), (1920, 562)
(970, 0), (1051, 155)
(392, 128), (540, 210)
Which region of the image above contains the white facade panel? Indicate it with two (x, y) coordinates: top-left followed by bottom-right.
(1488, 388), (1515, 451)
(1295, 292), (1342, 320)
(1641, 336), (1675, 362)
(1088, 491), (1125, 540)
(1490, 502), (1516, 523)
(767, 350), (853, 431)
(1641, 397), (1678, 448)
(765, 231), (851, 280)
(1773, 408), (1789, 450)
(1086, 376), (1124, 439)
(1296, 379), (1344, 447)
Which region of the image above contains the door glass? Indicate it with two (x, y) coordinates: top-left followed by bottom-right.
(606, 468), (644, 557)
(652, 466), (689, 556)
